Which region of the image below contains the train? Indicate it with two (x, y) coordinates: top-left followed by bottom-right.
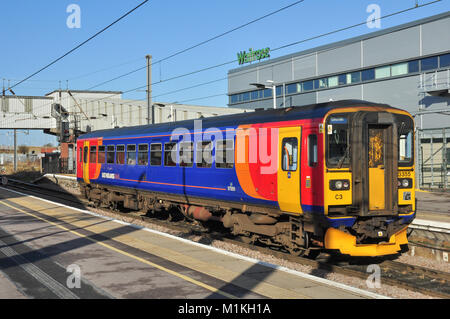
(76, 100), (416, 258)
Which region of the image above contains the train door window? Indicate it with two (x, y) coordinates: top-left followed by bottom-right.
(138, 144), (148, 166)
(106, 145), (115, 164)
(83, 146), (88, 163)
(216, 140), (234, 169)
(127, 145), (136, 165)
(98, 146), (106, 163)
(308, 135), (318, 167)
(150, 143), (162, 166)
(179, 142), (193, 167)
(79, 148), (83, 163)
(164, 142), (177, 167)
(116, 145), (125, 165)
(281, 138), (298, 171)
(197, 141), (213, 168)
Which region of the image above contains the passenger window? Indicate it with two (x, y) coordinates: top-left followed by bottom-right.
(138, 144), (148, 166)
(106, 145), (115, 164)
(179, 142), (193, 167)
(308, 135), (318, 167)
(197, 141), (213, 168)
(116, 145), (125, 165)
(150, 143), (162, 166)
(216, 140), (234, 169)
(83, 146), (88, 164)
(89, 146), (97, 163)
(98, 146), (106, 163)
(164, 142), (177, 167)
(127, 145), (136, 165)
(282, 138), (298, 171)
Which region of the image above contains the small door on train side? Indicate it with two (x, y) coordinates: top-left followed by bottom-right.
(83, 140), (90, 184)
(277, 126), (302, 214)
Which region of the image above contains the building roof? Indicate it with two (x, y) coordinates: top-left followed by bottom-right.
(45, 90), (123, 96)
(229, 11), (450, 74)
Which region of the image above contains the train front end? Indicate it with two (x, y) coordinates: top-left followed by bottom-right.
(322, 107), (415, 257)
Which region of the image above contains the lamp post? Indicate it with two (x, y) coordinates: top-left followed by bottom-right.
(250, 80), (277, 109)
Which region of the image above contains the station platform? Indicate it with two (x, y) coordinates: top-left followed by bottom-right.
(416, 190), (450, 223)
(0, 186), (383, 299)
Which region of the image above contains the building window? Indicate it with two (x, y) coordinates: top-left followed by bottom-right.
(251, 90), (259, 100)
(179, 142), (193, 167)
(98, 146), (106, 164)
(138, 144), (148, 166)
(164, 142), (177, 167)
(107, 145), (115, 164)
(116, 145), (125, 165)
(308, 135), (318, 167)
(216, 140), (234, 169)
(276, 86), (282, 96)
(89, 146), (97, 163)
(302, 80), (314, 91)
(328, 76), (338, 87)
(440, 53), (450, 68)
(150, 143), (162, 166)
(347, 71), (361, 83)
(263, 88), (272, 98)
(361, 69), (375, 81)
(421, 56), (438, 71)
(281, 138), (298, 171)
(408, 60), (420, 73)
(338, 74), (347, 85)
(286, 83), (299, 94)
(197, 141), (213, 168)
(314, 78), (327, 89)
(230, 95), (238, 104)
(375, 66), (390, 79)
(391, 63), (408, 76)
(242, 92), (250, 101)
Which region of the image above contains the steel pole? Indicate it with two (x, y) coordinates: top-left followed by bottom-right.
(13, 129), (17, 172)
(146, 55), (152, 124)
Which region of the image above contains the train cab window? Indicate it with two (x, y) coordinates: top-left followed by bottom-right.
(399, 130), (413, 165)
(127, 145), (136, 165)
(216, 140), (234, 169)
(150, 143), (162, 166)
(281, 138), (298, 171)
(98, 146), (106, 163)
(106, 145), (115, 164)
(83, 146), (88, 164)
(308, 135), (318, 167)
(327, 116), (350, 167)
(138, 144), (148, 166)
(116, 145), (125, 165)
(164, 142), (177, 167)
(179, 142), (193, 167)
(197, 141), (213, 168)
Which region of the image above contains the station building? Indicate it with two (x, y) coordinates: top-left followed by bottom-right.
(227, 11), (450, 189)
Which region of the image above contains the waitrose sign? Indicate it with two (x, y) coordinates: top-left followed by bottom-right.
(237, 48), (270, 65)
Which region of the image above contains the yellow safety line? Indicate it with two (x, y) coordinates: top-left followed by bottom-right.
(0, 199), (238, 299)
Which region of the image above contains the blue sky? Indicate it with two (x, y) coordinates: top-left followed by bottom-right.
(0, 0), (448, 146)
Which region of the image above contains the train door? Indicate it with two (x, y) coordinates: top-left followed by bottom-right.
(82, 140), (90, 184)
(277, 126), (302, 214)
(368, 124), (394, 211)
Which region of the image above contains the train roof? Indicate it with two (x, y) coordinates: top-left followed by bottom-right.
(78, 99), (401, 140)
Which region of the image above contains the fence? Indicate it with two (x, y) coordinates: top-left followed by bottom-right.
(417, 127), (450, 190)
(41, 154), (76, 175)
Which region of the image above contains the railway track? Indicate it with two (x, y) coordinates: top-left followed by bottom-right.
(2, 177), (449, 299)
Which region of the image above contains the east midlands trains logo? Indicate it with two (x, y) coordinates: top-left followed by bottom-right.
(237, 48), (270, 65)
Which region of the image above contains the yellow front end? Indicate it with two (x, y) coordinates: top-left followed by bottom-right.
(324, 227), (409, 257)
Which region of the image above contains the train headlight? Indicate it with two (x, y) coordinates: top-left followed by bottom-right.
(330, 180), (350, 191)
(398, 178), (412, 189)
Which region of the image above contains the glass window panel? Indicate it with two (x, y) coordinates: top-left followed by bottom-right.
(276, 86), (282, 96)
(197, 141), (213, 168)
(107, 145), (115, 164)
(338, 74), (347, 85)
(83, 147), (88, 163)
(302, 80), (313, 91)
(164, 143), (177, 167)
(98, 146), (106, 164)
(375, 66), (390, 79)
(138, 144), (148, 166)
(179, 142), (193, 167)
(440, 53), (450, 68)
(399, 131), (413, 164)
(230, 95), (238, 104)
(347, 72), (361, 83)
(89, 146), (97, 163)
(361, 69), (375, 81)
(242, 92), (250, 101)
(314, 78), (327, 89)
(328, 76), (338, 87)
(308, 135), (318, 167)
(421, 56), (438, 71)
(216, 140), (234, 169)
(408, 60), (419, 73)
(150, 144), (162, 166)
(126, 144), (136, 165)
(251, 90), (259, 100)
(281, 138), (298, 171)
(286, 83), (298, 94)
(391, 63), (408, 76)
(116, 145), (125, 165)
(263, 88), (272, 98)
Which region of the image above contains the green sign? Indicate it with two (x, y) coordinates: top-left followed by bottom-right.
(237, 48), (270, 65)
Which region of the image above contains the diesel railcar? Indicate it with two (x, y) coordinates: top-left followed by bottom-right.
(76, 100), (416, 257)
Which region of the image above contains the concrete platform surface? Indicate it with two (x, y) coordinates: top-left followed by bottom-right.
(0, 186), (383, 299)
